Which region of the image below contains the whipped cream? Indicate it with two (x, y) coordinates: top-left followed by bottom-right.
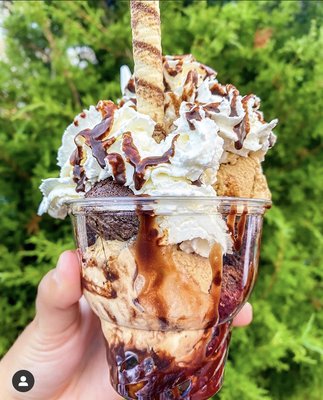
(39, 55), (277, 256)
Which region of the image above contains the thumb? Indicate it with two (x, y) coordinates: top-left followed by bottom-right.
(35, 250), (82, 337)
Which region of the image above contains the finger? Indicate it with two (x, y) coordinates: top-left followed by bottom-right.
(232, 303), (253, 327)
(35, 250), (82, 336)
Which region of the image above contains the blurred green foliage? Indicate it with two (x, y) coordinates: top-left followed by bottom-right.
(0, 0), (322, 399)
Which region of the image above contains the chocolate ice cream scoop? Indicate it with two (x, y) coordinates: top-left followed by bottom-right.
(86, 178), (134, 198)
(85, 178), (139, 245)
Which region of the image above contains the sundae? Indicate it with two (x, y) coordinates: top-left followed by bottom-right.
(39, 1), (277, 399)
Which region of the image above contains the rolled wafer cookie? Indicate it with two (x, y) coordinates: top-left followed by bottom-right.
(130, 0), (165, 141)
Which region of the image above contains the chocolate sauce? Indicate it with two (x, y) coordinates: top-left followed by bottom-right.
(152, 123), (167, 143)
(227, 205), (248, 251)
(268, 131), (276, 148)
(200, 63), (217, 78)
(219, 209), (258, 322)
(235, 208), (247, 251)
(163, 58), (184, 77)
(106, 153), (126, 185)
(165, 92), (181, 117)
(82, 275), (117, 299)
(191, 178), (202, 187)
(122, 132), (179, 190)
(96, 100), (117, 119)
(229, 90), (239, 117)
(70, 136), (89, 192)
(103, 268), (119, 283)
(133, 212), (171, 324)
(186, 106), (202, 130)
(90, 121), (116, 167)
(203, 102), (221, 118)
(105, 322), (231, 399)
(70, 103), (117, 191)
(255, 110), (265, 123)
(210, 83), (227, 97)
(182, 70), (198, 101)
(205, 244), (223, 328)
(126, 78), (136, 94)
(103, 305), (117, 324)
(227, 204), (237, 239)
(233, 94), (252, 150)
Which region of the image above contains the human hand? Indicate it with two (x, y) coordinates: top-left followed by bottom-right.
(0, 251), (252, 400)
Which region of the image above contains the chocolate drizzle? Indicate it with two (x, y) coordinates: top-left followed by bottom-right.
(229, 90), (239, 117)
(268, 132), (276, 148)
(182, 70), (198, 102)
(210, 83), (227, 97)
(233, 94), (252, 150)
(205, 243), (223, 327)
(227, 205), (248, 251)
(126, 77), (136, 94)
(133, 213), (170, 325)
(106, 153), (126, 185)
(122, 132), (179, 190)
(70, 131), (89, 192)
(163, 58), (184, 77)
(203, 102), (221, 118)
(186, 105), (202, 130)
(200, 63), (217, 78)
(70, 102), (117, 192)
(96, 100), (118, 119)
(131, 211), (224, 332)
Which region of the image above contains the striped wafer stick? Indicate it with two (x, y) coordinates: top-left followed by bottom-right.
(130, 0), (165, 136)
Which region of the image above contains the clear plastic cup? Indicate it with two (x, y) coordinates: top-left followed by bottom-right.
(68, 196), (270, 399)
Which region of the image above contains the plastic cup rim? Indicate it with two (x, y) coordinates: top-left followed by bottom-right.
(66, 196), (272, 209)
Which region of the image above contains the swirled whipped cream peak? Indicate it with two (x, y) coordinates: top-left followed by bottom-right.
(39, 54), (277, 255)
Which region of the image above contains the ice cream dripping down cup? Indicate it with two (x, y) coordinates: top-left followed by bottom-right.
(68, 196), (271, 400)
